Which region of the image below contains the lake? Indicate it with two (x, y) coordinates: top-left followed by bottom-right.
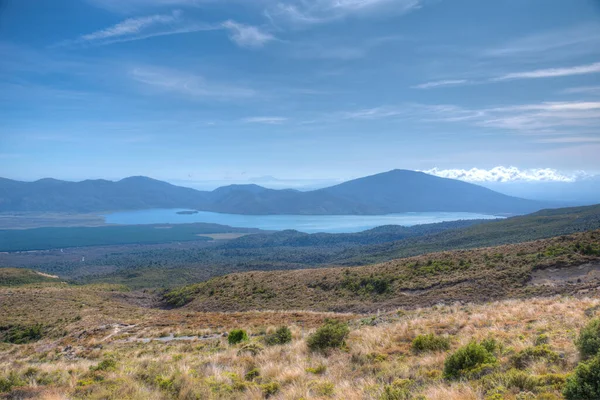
(104, 209), (501, 234)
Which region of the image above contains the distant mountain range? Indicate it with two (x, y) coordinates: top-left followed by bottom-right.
(0, 170), (548, 215)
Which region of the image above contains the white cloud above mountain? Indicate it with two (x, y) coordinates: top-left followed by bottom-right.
(423, 166), (588, 183)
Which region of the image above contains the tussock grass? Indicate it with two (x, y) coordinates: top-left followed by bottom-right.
(1, 295), (599, 399)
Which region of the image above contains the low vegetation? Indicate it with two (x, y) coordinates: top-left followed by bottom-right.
(228, 329), (249, 345)
(411, 333), (451, 353)
(0, 268), (59, 287)
(165, 230), (600, 312)
(264, 326), (292, 346)
(1, 294), (598, 399)
(306, 319), (350, 352)
(443, 341), (497, 380)
(576, 318), (600, 360)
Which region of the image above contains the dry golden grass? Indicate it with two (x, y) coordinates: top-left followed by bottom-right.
(1, 294), (598, 399)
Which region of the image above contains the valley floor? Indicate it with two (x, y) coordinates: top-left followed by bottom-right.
(1, 293), (598, 399)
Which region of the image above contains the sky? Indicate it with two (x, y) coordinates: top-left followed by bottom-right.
(1, 0), (600, 188)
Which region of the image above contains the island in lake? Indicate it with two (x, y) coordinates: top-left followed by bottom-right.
(176, 210), (199, 215)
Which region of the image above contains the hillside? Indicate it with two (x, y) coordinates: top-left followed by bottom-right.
(2, 204), (598, 289)
(0, 170), (546, 215)
(164, 230), (600, 312)
(335, 203), (600, 265)
(0, 268), (60, 286)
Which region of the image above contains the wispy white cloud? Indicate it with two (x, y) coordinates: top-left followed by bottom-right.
(563, 86), (600, 95)
(492, 62), (600, 81)
(266, 0), (421, 26)
(54, 10), (221, 47)
(81, 11), (181, 41)
(242, 116), (287, 124)
(56, 13), (274, 49)
(412, 79), (469, 89)
(484, 24), (600, 61)
(130, 66), (256, 99)
(424, 166), (587, 183)
(341, 106), (405, 119)
(338, 101), (600, 144)
(221, 20), (275, 48)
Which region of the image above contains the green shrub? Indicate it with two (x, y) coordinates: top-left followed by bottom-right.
(237, 343), (263, 356)
(244, 368), (260, 381)
(90, 358), (117, 372)
(411, 333), (450, 353)
(228, 329), (248, 345)
(380, 379), (413, 400)
(511, 345), (560, 369)
(481, 338), (500, 354)
(341, 275), (391, 295)
(564, 353), (600, 399)
(310, 380), (335, 396)
(576, 319), (600, 360)
(443, 342), (497, 380)
(265, 326), (292, 346)
(2, 324), (44, 344)
(0, 371), (26, 393)
(306, 364), (327, 375)
(482, 369), (565, 393)
(535, 334), (550, 346)
(260, 381), (280, 397)
(307, 319), (349, 352)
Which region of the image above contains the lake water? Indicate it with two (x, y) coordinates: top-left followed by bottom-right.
(104, 209), (501, 234)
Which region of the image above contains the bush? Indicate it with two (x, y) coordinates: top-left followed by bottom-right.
(265, 326), (292, 346)
(227, 329), (248, 345)
(0, 372), (26, 393)
(307, 319), (349, 352)
(443, 342), (497, 380)
(576, 319), (600, 360)
(237, 343), (263, 356)
(482, 369), (566, 394)
(305, 364), (327, 375)
(481, 338), (500, 354)
(310, 380), (335, 396)
(411, 333), (450, 353)
(244, 368), (260, 381)
(535, 334), (550, 346)
(90, 358), (117, 372)
(380, 379), (413, 400)
(511, 345), (560, 369)
(2, 324), (44, 344)
(260, 381), (280, 398)
(564, 353), (600, 399)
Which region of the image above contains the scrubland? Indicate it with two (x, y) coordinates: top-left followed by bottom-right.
(2, 295), (600, 399)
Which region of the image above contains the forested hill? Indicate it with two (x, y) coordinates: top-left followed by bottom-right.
(0, 170), (546, 215)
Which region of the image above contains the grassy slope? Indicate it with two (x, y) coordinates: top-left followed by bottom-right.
(0, 268), (60, 286)
(165, 230), (600, 312)
(1, 294), (597, 399)
(335, 204), (600, 265)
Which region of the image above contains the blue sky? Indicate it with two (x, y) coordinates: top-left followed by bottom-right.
(1, 0), (600, 188)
